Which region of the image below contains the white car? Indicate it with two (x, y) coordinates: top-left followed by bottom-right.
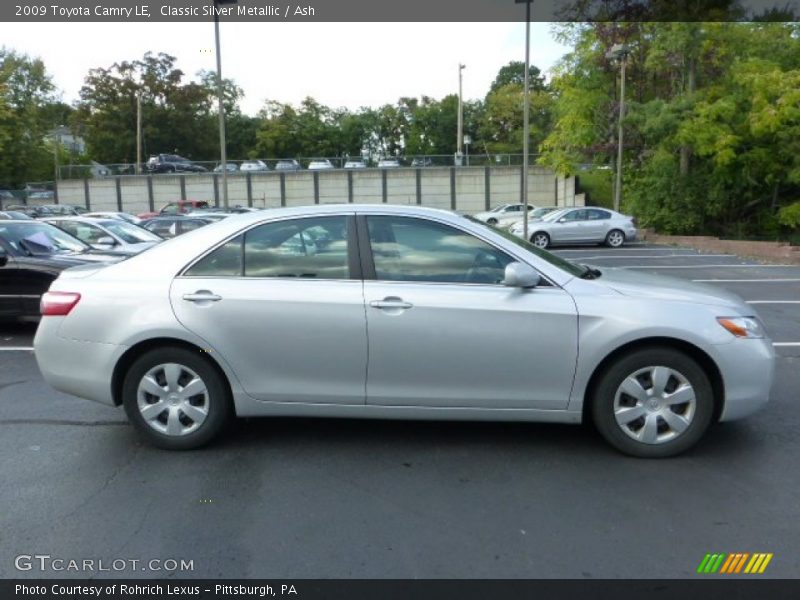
(510, 207), (637, 249)
(344, 160), (366, 169)
(84, 211), (142, 225)
(377, 158), (401, 168)
(308, 160), (335, 170)
(499, 206), (560, 230)
(474, 204), (534, 226)
(239, 160), (269, 172)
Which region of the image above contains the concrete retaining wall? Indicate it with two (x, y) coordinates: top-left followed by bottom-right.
(642, 229), (800, 265)
(54, 166), (584, 214)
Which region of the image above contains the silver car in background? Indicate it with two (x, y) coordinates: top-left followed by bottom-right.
(511, 207), (637, 249)
(34, 205), (773, 457)
(43, 217), (162, 255)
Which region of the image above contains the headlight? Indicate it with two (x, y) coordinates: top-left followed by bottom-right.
(717, 316), (765, 339)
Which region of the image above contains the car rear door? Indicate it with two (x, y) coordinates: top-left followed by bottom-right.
(170, 213), (368, 405)
(359, 214), (578, 410)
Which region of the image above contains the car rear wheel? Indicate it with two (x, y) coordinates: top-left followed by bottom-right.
(605, 229), (625, 248)
(487, 218), (498, 225)
(122, 347), (232, 450)
(531, 232), (550, 249)
(591, 347), (714, 458)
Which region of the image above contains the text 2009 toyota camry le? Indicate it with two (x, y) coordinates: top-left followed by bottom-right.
(33, 205), (775, 457)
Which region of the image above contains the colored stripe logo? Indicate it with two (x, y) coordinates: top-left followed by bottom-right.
(697, 553), (773, 574)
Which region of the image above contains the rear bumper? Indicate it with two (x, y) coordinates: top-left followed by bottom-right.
(33, 317), (126, 407)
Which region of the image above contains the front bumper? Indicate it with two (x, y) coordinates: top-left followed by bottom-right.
(713, 337), (775, 421)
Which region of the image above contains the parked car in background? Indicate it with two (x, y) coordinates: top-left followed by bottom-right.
(84, 211), (142, 225)
(308, 159), (335, 170)
(0, 211), (34, 220)
(44, 217), (163, 256)
(140, 215), (215, 239)
(34, 204), (774, 458)
(137, 200), (211, 220)
(411, 157), (433, 167)
(0, 220), (123, 321)
(499, 206), (560, 230)
(510, 207), (637, 249)
(213, 162), (239, 173)
(0, 190), (16, 205)
(377, 158), (401, 168)
(473, 203), (534, 226)
(274, 160), (302, 172)
(5, 204), (58, 218)
(343, 159), (366, 169)
(145, 154), (207, 174)
(240, 160), (269, 172)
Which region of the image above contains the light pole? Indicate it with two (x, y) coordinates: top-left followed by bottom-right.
(214, 0), (237, 208)
(456, 63), (465, 166)
(605, 43), (630, 213)
(135, 92), (142, 174)
(516, 0), (532, 241)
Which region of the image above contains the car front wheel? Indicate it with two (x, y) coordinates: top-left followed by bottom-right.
(591, 347), (714, 458)
(531, 232), (550, 249)
(122, 347), (232, 450)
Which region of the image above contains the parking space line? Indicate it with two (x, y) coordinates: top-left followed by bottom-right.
(692, 278), (800, 283)
(0, 347), (34, 351)
(773, 342), (800, 347)
(624, 264), (795, 269)
(568, 254), (735, 260)
(747, 301), (800, 304)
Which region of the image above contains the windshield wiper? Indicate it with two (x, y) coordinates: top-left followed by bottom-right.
(578, 264), (602, 279)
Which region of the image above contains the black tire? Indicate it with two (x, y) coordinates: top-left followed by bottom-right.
(605, 229), (625, 248)
(487, 218), (498, 225)
(591, 347), (714, 458)
(530, 231), (550, 249)
(122, 346), (232, 450)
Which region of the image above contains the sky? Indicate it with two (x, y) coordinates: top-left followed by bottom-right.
(2, 22), (570, 116)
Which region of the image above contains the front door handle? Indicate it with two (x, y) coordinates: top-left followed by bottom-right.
(369, 297), (413, 310)
(182, 291), (222, 303)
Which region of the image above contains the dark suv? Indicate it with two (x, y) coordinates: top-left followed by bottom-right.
(145, 154), (207, 174)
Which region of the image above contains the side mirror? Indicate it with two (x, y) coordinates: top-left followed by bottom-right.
(96, 236), (116, 247)
(0, 247), (7, 267)
(502, 262), (540, 288)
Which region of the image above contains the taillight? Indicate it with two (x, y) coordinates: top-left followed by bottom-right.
(40, 292), (81, 316)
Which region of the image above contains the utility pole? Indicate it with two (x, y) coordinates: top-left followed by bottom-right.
(214, 1), (238, 208)
(456, 63), (465, 166)
(606, 43), (630, 213)
(516, 0), (533, 241)
(136, 92), (142, 174)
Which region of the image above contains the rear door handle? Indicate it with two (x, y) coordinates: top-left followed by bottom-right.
(182, 291), (222, 302)
(369, 298), (413, 310)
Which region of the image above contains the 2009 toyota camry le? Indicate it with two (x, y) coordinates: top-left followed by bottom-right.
(33, 205), (775, 457)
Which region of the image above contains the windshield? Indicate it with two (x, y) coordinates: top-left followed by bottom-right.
(464, 216), (585, 278)
(0, 222), (89, 254)
(103, 221), (162, 244)
(531, 207), (555, 218)
(541, 208), (570, 222)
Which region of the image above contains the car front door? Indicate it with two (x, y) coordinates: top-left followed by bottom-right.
(0, 243), (20, 317)
(361, 215), (578, 410)
(170, 214), (367, 405)
(551, 209), (588, 243)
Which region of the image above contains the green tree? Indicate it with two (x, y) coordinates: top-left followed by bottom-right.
(0, 48), (59, 188)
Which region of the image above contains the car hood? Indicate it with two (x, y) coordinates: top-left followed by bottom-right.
(589, 266), (747, 310)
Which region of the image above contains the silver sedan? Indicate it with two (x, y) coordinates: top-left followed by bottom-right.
(511, 207), (637, 249)
(33, 205), (774, 457)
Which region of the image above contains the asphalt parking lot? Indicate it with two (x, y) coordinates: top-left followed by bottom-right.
(1, 242), (798, 579)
